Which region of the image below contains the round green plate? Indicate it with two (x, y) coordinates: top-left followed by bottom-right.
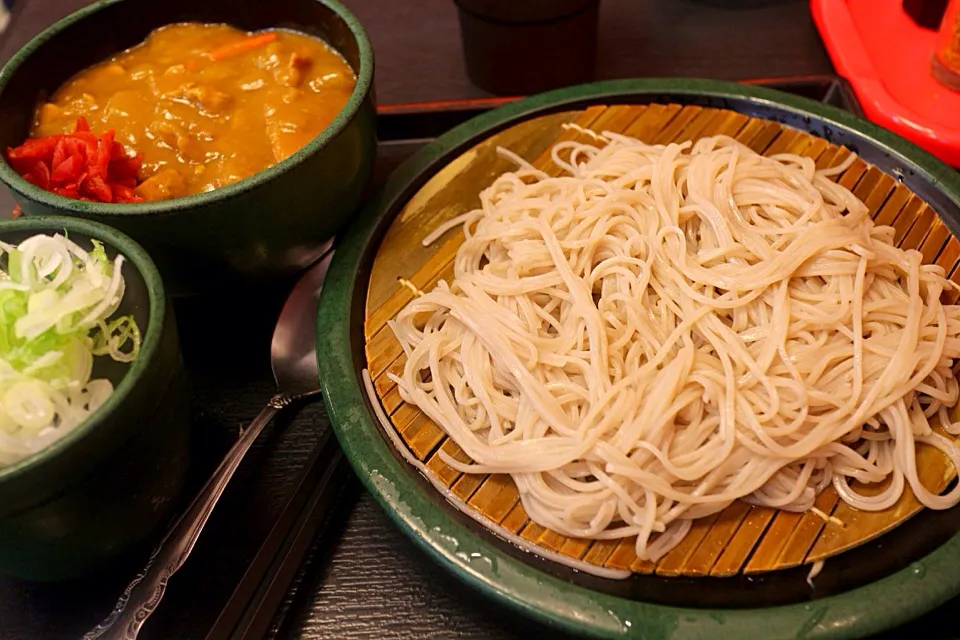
(316, 78), (960, 639)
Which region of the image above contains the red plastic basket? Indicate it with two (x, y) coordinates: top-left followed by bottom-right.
(812, 0), (960, 167)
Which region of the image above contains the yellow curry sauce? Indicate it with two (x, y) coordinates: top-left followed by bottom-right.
(30, 23), (356, 200)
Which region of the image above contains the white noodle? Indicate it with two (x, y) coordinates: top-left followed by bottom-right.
(362, 368), (631, 579)
(387, 133), (960, 568)
(422, 213), (474, 247)
(397, 278), (425, 297)
(810, 506), (845, 528)
(806, 559), (825, 588)
(561, 122), (610, 143)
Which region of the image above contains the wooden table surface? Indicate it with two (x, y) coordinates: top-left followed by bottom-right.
(5, 2), (953, 640)
(0, 0), (834, 105)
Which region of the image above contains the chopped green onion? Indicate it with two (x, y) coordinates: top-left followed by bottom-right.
(0, 232), (141, 466)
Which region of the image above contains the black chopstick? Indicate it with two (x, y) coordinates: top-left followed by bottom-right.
(205, 428), (351, 640)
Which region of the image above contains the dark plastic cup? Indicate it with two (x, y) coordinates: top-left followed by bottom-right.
(454, 0), (600, 96)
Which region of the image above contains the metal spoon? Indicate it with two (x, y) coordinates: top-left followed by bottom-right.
(84, 247), (335, 640)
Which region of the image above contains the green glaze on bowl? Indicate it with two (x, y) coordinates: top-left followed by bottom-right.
(0, 216), (189, 581)
(317, 78), (960, 639)
(0, 0), (376, 293)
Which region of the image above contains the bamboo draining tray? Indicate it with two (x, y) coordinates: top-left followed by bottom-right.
(362, 104), (960, 578)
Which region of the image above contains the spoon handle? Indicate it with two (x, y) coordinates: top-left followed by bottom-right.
(84, 388), (323, 640)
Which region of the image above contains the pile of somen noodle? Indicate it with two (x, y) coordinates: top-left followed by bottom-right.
(387, 131), (960, 564)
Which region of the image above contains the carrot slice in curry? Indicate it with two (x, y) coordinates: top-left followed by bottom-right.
(207, 32), (277, 62)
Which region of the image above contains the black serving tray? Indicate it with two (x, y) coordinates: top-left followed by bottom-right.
(7, 75), (947, 640)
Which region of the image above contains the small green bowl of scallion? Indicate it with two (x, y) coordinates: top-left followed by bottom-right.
(0, 215), (189, 581)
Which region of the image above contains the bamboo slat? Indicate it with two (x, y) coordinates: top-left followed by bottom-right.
(362, 104), (960, 578)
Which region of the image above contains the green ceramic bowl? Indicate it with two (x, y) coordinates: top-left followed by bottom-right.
(0, 216), (189, 582)
(0, 0), (376, 293)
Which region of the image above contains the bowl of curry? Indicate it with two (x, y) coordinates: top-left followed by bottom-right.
(0, 0), (375, 291)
